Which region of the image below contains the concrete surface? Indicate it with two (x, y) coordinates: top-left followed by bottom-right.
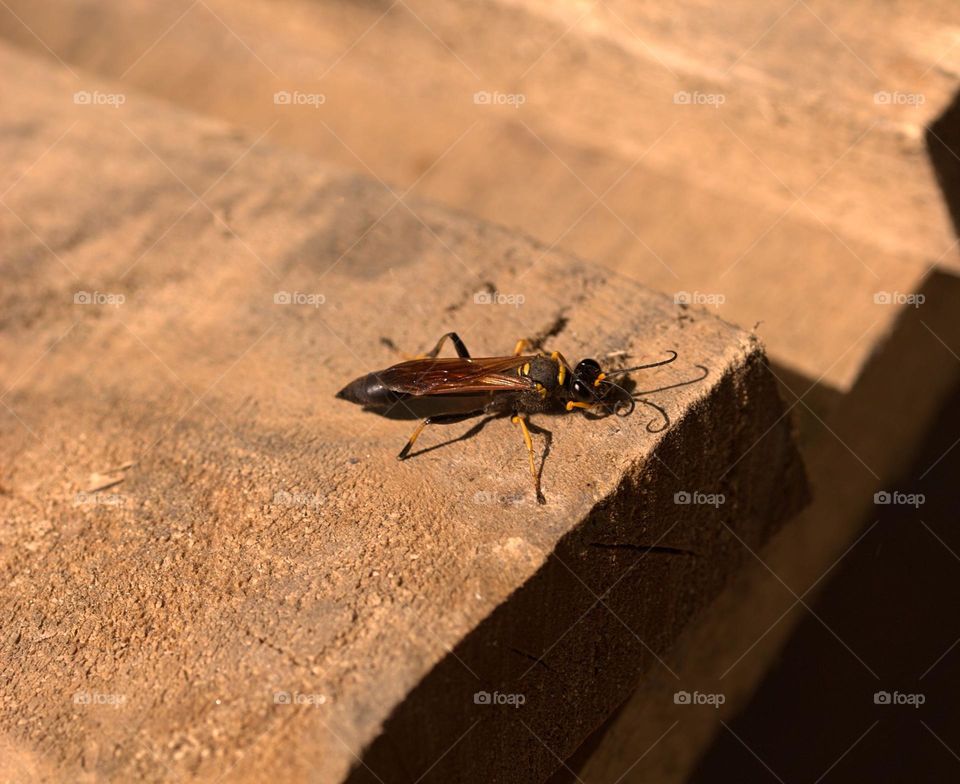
(2, 0), (958, 779)
(1, 0), (956, 390)
(0, 47), (808, 782)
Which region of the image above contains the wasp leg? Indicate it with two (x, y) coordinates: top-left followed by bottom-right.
(403, 332), (471, 360)
(513, 339), (533, 356)
(511, 414), (545, 504)
(425, 332), (470, 359)
(397, 413), (477, 460)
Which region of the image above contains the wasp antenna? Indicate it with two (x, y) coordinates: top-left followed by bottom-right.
(597, 379), (636, 416)
(605, 350), (678, 377)
(631, 364), (708, 396)
(635, 397), (670, 432)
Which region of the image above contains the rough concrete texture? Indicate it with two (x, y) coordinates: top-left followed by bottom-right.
(0, 0), (956, 390)
(0, 48), (808, 782)
(2, 1), (951, 779)
(2, 1), (958, 780)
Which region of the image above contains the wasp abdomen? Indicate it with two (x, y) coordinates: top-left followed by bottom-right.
(335, 373), (398, 408)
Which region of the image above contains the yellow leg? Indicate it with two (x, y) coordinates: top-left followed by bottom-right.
(512, 414), (544, 503)
(513, 338), (532, 356)
(566, 401), (593, 412)
(397, 412), (478, 459)
(397, 419), (430, 459)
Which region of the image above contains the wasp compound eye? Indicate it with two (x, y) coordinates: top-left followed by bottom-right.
(574, 358), (601, 378)
(572, 380), (593, 401)
(572, 358), (602, 401)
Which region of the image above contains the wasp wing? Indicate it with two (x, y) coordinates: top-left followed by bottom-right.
(377, 355), (536, 395)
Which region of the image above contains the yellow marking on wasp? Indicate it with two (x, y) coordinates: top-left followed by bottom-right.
(593, 372), (607, 387)
(534, 382), (547, 399)
(551, 352), (566, 385)
(566, 401), (593, 411)
(522, 363), (531, 376)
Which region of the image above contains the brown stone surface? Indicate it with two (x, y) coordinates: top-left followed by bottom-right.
(0, 0), (956, 390)
(4, 0), (957, 778)
(0, 48), (807, 782)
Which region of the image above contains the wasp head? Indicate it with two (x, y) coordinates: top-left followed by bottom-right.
(567, 358), (636, 417)
(570, 359), (602, 402)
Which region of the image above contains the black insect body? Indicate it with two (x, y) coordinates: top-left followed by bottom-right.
(337, 332), (707, 504)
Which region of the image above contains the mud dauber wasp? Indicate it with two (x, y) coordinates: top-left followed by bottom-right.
(336, 332), (708, 504)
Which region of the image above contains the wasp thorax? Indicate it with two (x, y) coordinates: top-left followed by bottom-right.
(528, 355), (561, 393)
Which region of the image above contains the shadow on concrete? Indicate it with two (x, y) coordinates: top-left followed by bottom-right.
(927, 88), (960, 239)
